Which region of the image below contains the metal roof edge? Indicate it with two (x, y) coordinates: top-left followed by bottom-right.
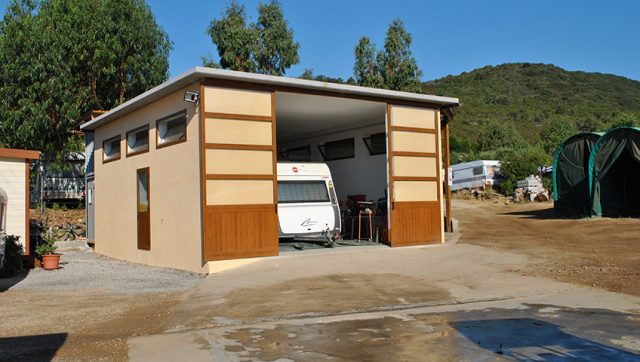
(81, 67), (460, 131)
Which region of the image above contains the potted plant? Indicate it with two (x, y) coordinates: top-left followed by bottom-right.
(36, 235), (60, 270)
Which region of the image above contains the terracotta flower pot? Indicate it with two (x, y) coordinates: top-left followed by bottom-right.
(42, 254), (61, 270)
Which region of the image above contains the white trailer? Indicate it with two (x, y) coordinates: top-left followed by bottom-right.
(451, 160), (501, 191)
(277, 163), (341, 242)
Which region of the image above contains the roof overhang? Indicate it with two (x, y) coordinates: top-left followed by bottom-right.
(0, 148), (40, 160)
(81, 67), (460, 131)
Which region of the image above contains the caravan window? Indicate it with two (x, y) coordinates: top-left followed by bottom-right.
(318, 138), (355, 161)
(278, 181), (330, 203)
(472, 166), (484, 176)
(0, 203), (5, 231)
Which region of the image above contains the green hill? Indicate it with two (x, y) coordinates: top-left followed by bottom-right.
(422, 63), (640, 144)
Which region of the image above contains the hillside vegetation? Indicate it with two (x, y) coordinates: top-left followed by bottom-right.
(422, 63), (640, 145)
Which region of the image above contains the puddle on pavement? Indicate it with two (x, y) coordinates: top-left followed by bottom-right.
(218, 304), (640, 361)
(223, 315), (461, 362)
(210, 273), (452, 321)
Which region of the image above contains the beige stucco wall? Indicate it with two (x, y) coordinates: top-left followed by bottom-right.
(93, 84), (203, 273)
(204, 87), (272, 116)
(205, 149), (273, 175)
(390, 106), (436, 129)
(391, 132), (436, 153)
(393, 156), (437, 177)
(0, 158), (26, 246)
(206, 179), (273, 205)
(394, 180), (438, 202)
(205, 118), (273, 145)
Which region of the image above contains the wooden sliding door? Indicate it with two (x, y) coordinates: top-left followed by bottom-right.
(200, 85), (278, 261)
(387, 105), (442, 246)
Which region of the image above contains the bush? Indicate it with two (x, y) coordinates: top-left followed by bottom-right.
(1, 235), (23, 277)
(35, 235), (58, 256)
(499, 146), (550, 195)
(538, 118), (577, 155)
(477, 122), (526, 151)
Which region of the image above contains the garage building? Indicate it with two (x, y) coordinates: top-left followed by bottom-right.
(80, 67), (459, 273)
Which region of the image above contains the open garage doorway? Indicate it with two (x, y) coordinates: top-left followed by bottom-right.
(275, 92), (389, 251)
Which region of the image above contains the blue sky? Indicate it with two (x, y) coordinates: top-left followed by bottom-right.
(2, 0), (639, 81)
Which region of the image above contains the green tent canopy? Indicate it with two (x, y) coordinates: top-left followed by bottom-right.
(589, 127), (640, 217)
(553, 132), (603, 215)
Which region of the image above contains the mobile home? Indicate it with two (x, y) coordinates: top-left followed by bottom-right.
(451, 160), (500, 191)
(80, 67), (459, 273)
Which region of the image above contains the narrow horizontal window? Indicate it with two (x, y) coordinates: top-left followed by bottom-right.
(103, 136), (121, 162)
(279, 145), (311, 162)
(363, 132), (386, 155)
(318, 138), (355, 161)
(156, 110), (187, 148)
(126, 125), (149, 156)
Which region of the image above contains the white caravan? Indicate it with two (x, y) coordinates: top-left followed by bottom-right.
(277, 163), (341, 243)
(451, 160), (501, 191)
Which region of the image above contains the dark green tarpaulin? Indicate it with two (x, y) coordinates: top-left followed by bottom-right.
(589, 127), (640, 217)
(553, 132), (602, 216)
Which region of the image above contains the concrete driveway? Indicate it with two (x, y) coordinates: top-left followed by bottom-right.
(128, 243), (640, 361)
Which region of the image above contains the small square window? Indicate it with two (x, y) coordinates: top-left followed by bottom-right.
(363, 133), (386, 155)
(127, 125), (149, 156)
(103, 136), (121, 162)
(156, 110), (187, 148)
(279, 145), (311, 162)
(472, 166), (484, 176)
(318, 138), (355, 161)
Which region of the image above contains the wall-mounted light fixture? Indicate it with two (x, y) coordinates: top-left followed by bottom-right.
(184, 91), (200, 104)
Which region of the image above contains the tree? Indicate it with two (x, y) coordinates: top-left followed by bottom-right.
(353, 19), (422, 92)
(206, 1), (256, 72)
(476, 122), (526, 151)
(298, 68), (354, 85)
(0, 0), (171, 157)
(253, 0), (299, 76)
(499, 146), (549, 194)
(605, 112), (639, 130)
(206, 0), (299, 76)
(378, 19), (422, 92)
(354, 37), (383, 88)
(538, 118), (577, 155)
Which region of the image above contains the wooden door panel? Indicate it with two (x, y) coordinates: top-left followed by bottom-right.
(203, 205), (277, 260)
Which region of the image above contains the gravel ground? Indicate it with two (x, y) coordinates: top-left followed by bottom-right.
(1, 250), (203, 293)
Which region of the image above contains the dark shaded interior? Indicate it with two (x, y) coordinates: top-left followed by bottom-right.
(600, 149), (640, 217)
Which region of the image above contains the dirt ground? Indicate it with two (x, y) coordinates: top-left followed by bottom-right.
(453, 199), (640, 297)
(0, 252), (202, 361)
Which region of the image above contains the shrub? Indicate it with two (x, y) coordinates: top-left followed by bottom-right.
(477, 122), (526, 151)
(1, 235), (23, 277)
(499, 146), (550, 195)
(35, 235), (58, 256)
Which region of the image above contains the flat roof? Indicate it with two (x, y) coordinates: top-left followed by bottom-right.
(81, 67), (459, 131)
(0, 148), (41, 160)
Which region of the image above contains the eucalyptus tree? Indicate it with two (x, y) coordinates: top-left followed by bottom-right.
(206, 0), (299, 76)
(353, 19), (422, 92)
(0, 0), (171, 156)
